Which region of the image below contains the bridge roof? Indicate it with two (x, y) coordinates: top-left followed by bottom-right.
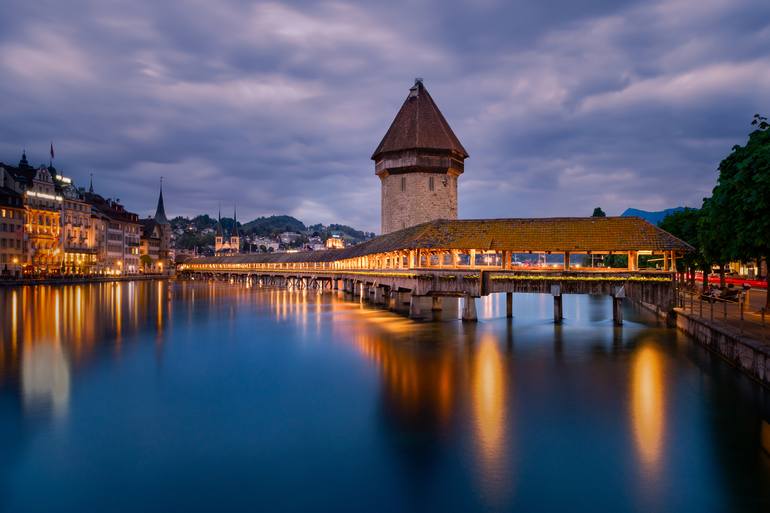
(189, 217), (692, 266)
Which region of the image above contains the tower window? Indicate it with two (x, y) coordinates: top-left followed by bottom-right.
(429, 176), (435, 191)
(401, 176), (406, 192)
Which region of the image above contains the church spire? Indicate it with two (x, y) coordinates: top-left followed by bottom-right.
(19, 150), (30, 169)
(88, 173), (94, 193)
(231, 203), (238, 238)
(154, 176), (169, 225)
(215, 203), (224, 237)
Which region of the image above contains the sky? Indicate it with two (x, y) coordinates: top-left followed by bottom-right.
(1, 0), (769, 232)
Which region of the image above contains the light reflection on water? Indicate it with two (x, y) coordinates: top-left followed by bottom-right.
(0, 280), (769, 512)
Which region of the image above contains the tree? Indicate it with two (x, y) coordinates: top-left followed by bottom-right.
(698, 196), (735, 288)
(592, 207), (606, 217)
(659, 208), (704, 285)
(709, 114), (770, 306)
(140, 254), (153, 272)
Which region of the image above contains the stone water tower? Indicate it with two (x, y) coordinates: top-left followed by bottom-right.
(372, 79), (468, 234)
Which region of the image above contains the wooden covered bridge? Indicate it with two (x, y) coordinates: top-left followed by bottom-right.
(177, 217), (692, 323)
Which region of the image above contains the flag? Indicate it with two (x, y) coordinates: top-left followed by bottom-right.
(50, 142), (54, 160)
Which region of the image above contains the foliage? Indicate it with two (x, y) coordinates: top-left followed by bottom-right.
(658, 208), (706, 273)
(700, 114), (770, 302)
(139, 254), (153, 270)
(591, 207), (606, 217)
(241, 215), (306, 237)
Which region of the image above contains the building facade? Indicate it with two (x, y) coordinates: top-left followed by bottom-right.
(60, 181), (98, 274)
(139, 184), (172, 272)
(0, 168), (24, 276)
(23, 166), (62, 273)
(86, 193), (141, 274)
(372, 79), (468, 235)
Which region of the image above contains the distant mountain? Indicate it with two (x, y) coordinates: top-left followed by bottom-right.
(621, 207), (688, 226)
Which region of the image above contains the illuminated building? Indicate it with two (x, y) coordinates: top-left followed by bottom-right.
(214, 205), (240, 255)
(21, 165), (62, 273)
(59, 176), (98, 274)
(325, 235), (345, 249)
(84, 191), (141, 274)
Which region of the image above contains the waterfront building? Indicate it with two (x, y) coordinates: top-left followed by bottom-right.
(21, 165), (63, 273)
(139, 183), (172, 271)
(85, 192), (141, 274)
(0, 167), (24, 276)
(59, 178), (98, 274)
(140, 219), (161, 270)
(373, 79), (468, 234)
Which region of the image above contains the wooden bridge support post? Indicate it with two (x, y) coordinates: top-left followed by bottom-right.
(506, 292), (513, 318)
(431, 296), (443, 311)
(462, 294), (478, 322)
(612, 285), (625, 326)
(552, 285), (563, 324)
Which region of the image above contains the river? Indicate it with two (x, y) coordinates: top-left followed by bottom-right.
(0, 280), (769, 512)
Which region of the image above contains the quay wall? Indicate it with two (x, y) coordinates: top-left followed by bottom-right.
(674, 308), (770, 388)
(0, 274), (170, 287)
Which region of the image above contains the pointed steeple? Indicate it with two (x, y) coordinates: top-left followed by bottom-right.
(215, 203), (224, 237)
(371, 79), (468, 160)
(18, 150), (30, 169)
(154, 176), (169, 225)
(88, 173), (94, 193)
(231, 203), (238, 238)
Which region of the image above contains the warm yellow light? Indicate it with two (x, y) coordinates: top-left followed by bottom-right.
(631, 345), (665, 472)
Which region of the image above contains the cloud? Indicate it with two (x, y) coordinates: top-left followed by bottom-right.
(0, 0), (768, 232)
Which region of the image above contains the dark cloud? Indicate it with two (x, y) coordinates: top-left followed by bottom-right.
(1, 0), (768, 231)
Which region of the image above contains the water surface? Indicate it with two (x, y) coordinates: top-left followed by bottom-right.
(1, 280), (769, 512)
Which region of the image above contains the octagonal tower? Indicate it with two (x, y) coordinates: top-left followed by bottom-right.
(372, 79), (468, 234)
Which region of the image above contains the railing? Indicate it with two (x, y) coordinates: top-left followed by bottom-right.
(677, 285), (768, 341)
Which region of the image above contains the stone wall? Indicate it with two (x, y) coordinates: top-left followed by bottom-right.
(380, 172), (457, 234)
(676, 310), (770, 387)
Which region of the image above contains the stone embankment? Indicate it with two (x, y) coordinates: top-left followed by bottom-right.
(0, 274), (170, 287)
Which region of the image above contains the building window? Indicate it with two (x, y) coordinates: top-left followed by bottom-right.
(401, 176), (406, 192)
(429, 176), (435, 191)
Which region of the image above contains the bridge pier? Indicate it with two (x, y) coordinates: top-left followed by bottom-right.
(462, 294), (477, 322)
(388, 290), (398, 310)
(506, 292), (513, 319)
(431, 296), (443, 311)
(409, 294), (425, 319)
(552, 285), (563, 324)
(372, 285), (385, 305)
(612, 286), (625, 326)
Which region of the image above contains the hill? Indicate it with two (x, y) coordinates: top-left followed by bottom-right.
(621, 207), (688, 225)
(241, 215), (306, 237)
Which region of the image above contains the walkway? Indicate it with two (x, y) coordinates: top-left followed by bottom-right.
(677, 286), (769, 343)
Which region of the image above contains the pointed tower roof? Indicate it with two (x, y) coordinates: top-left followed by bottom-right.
(372, 79), (468, 160)
(231, 203), (239, 238)
(18, 150), (31, 169)
(215, 205), (224, 237)
(154, 178), (169, 225)
(88, 173), (94, 193)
